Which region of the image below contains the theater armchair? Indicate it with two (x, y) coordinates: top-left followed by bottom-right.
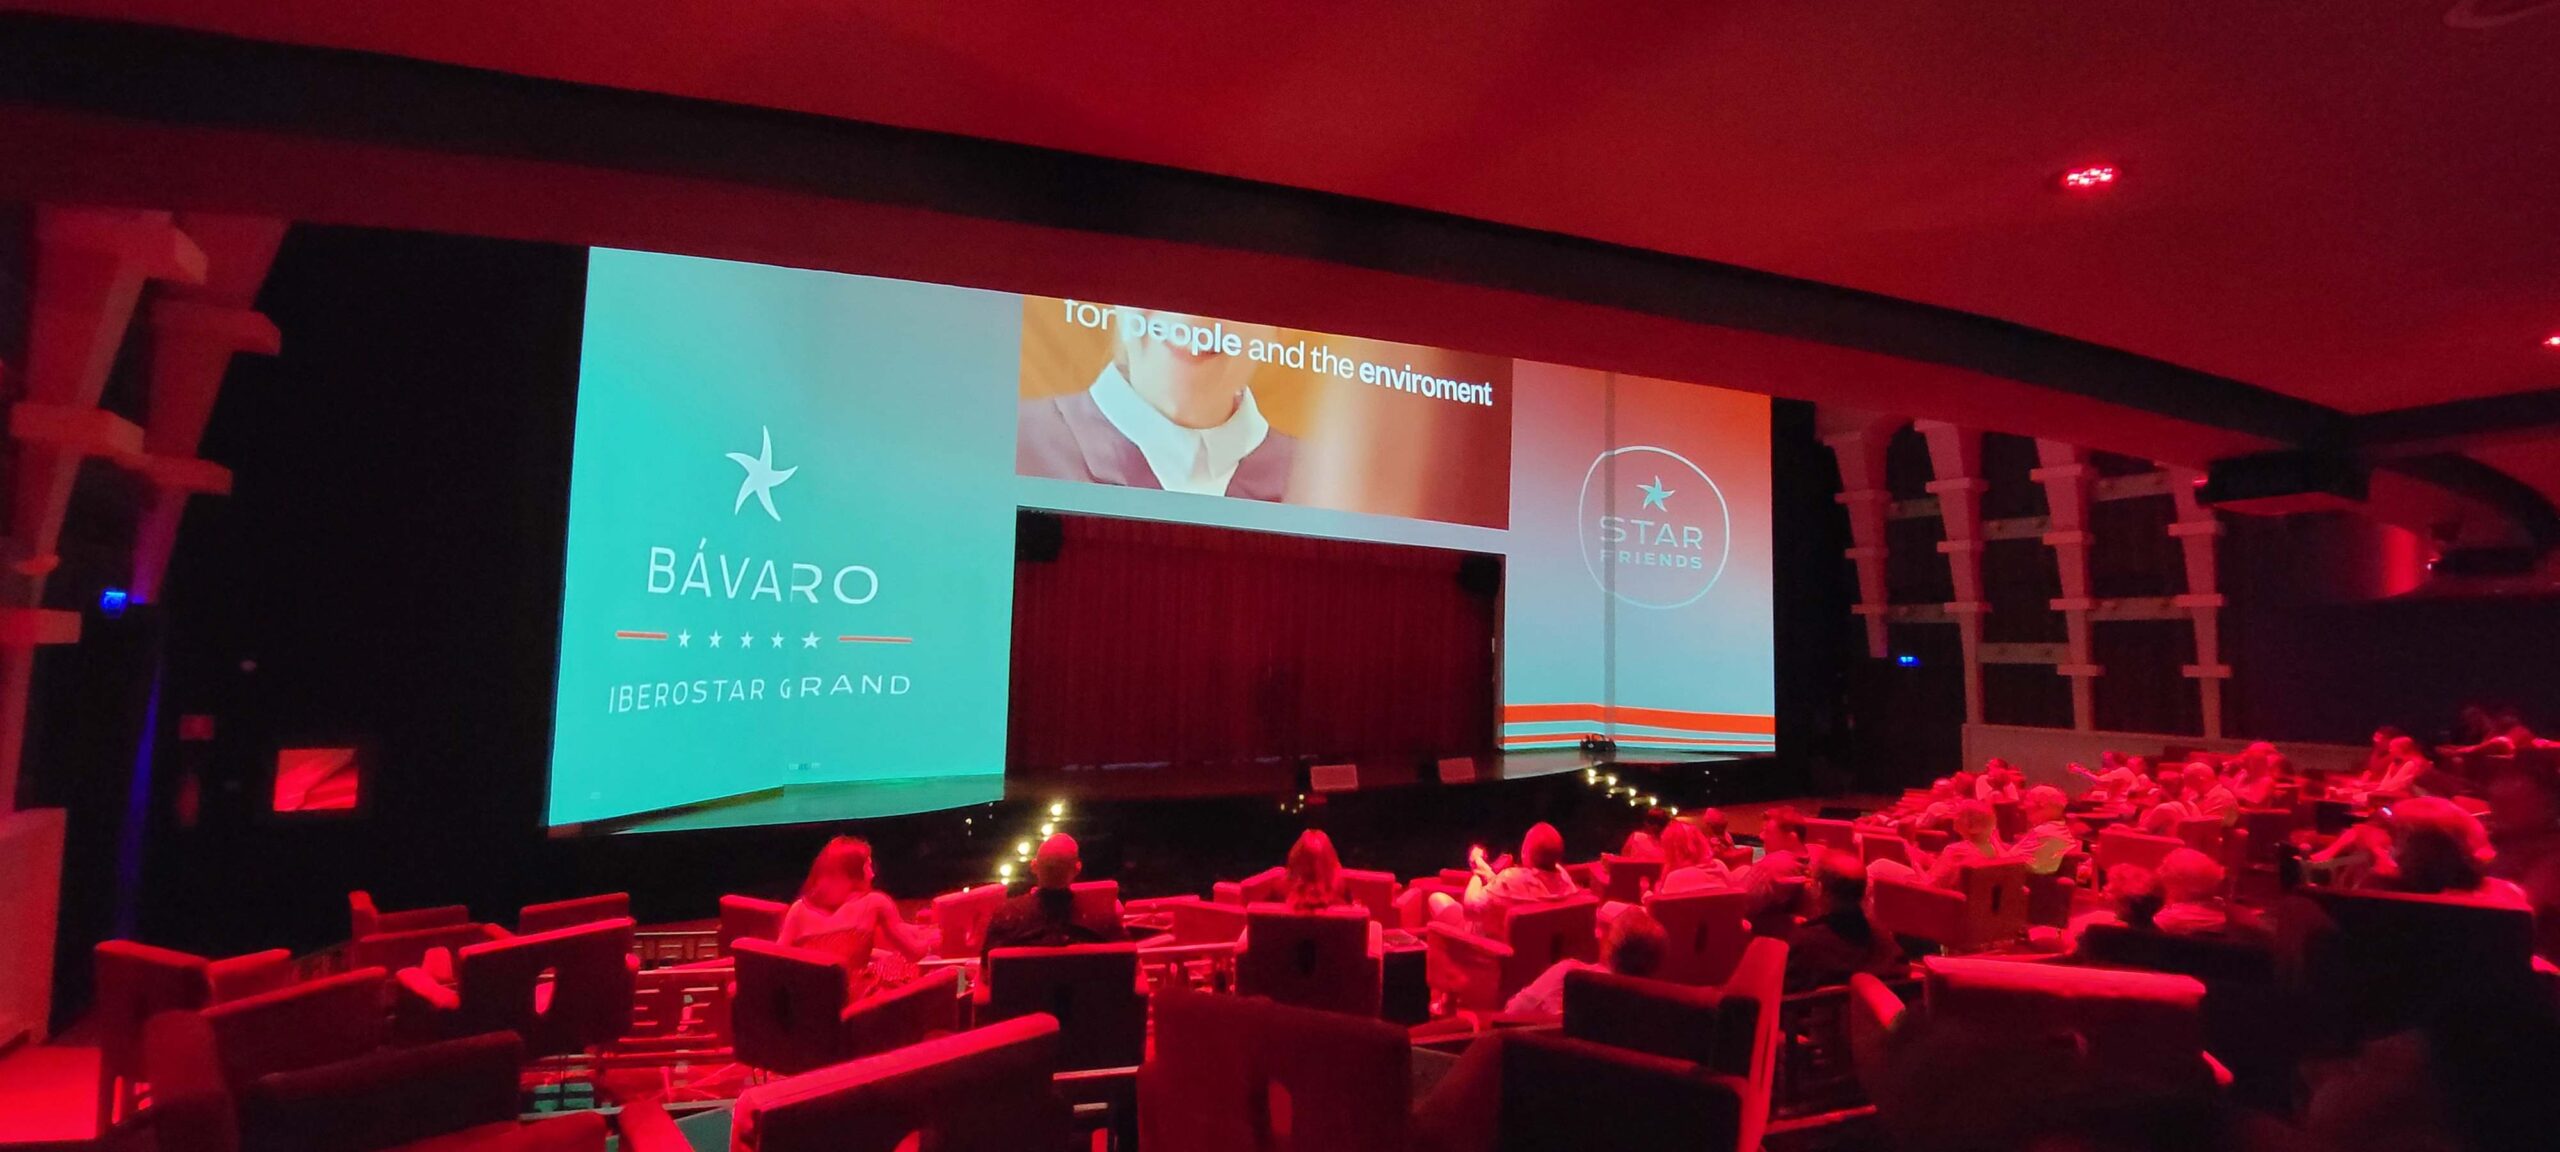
(1869, 860), (2030, 954)
(394, 918), (638, 1058)
(1236, 904), (1381, 1017)
(350, 891), (509, 975)
(732, 939), (961, 1076)
(1561, 934), (1787, 1146)
(975, 943), (1148, 1071)
(1644, 888), (1754, 986)
(1717, 845), (1759, 871)
(92, 940), (297, 1130)
(1921, 955), (2224, 1092)
(730, 1016), (1074, 1152)
(1914, 828), (1954, 855)
(1858, 834), (1916, 870)
(143, 967), (682, 1152)
(1424, 895), (1599, 1013)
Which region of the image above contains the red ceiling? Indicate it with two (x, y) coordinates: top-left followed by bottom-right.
(33, 0), (2559, 416)
(19, 0), (2560, 535)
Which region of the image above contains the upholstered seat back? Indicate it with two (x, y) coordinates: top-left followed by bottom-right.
(1141, 989), (1410, 1152)
(1339, 869), (1400, 923)
(931, 885), (1007, 958)
(1923, 955), (2210, 1089)
(1803, 818), (1859, 855)
(1599, 855), (1663, 903)
(1214, 867), (1289, 906)
(1498, 1032), (1748, 1152)
(1069, 880), (1122, 928)
(732, 1015), (1070, 1152)
(981, 944), (1146, 1070)
(719, 895), (791, 955)
(454, 917), (636, 1057)
(1561, 968), (1723, 1066)
(1644, 888), (1753, 985)
(201, 969), (393, 1092)
(1859, 834), (1915, 869)
(1236, 905), (1380, 1017)
(1499, 896), (1599, 996)
(732, 939), (852, 1076)
(2094, 826), (2183, 874)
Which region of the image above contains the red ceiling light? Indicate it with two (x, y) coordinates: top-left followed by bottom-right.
(2058, 164), (2119, 191)
(2542, 334), (2560, 349)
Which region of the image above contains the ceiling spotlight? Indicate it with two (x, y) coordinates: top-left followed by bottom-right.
(2542, 334), (2560, 349)
(2058, 164), (2119, 191)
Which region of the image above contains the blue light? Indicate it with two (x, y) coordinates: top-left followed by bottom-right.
(99, 588), (131, 619)
(1895, 653), (1920, 667)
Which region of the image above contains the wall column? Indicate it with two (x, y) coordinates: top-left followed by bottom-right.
(1918, 421), (1988, 724)
(1818, 412), (1902, 659)
(2032, 440), (2101, 730)
(2167, 468), (2231, 738)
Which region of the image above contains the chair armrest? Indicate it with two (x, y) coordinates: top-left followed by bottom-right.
(393, 966), (462, 1012)
(353, 922), (506, 971)
(616, 1100), (690, 1152)
(839, 968), (963, 1061)
(239, 1031), (527, 1152)
(1424, 922), (1513, 963)
(206, 948), (297, 1002)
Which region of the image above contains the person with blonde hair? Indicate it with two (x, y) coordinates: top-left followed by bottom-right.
(778, 835), (932, 990)
(2379, 797), (2530, 907)
(1654, 819), (1734, 896)
(2007, 786), (2077, 876)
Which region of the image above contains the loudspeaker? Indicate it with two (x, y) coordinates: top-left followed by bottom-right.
(1016, 510), (1064, 562)
(1309, 762), (1361, 793)
(2198, 451), (2368, 514)
(1456, 554), (1502, 598)
(1436, 756), (1477, 785)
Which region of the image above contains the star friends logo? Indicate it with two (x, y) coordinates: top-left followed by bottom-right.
(1577, 445), (1732, 610)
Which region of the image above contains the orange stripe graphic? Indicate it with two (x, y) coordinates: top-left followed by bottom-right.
(1502, 703), (1776, 735)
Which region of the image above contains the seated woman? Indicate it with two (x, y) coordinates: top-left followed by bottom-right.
(1654, 819), (1734, 896)
(1503, 906), (1668, 1016)
(777, 835), (932, 993)
(2006, 786), (2078, 876)
(1400, 823), (1582, 935)
(1239, 828), (1383, 955)
(1782, 851), (1902, 992)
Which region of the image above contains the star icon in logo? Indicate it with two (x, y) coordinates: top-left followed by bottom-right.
(676, 629), (691, 648)
(770, 632), (785, 648)
(1637, 476), (1674, 510)
(708, 631), (723, 648)
(802, 632), (820, 649)
(736, 632), (754, 649)
(726, 426), (798, 522)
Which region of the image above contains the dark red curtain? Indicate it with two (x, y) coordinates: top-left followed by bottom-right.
(1008, 516), (1495, 787)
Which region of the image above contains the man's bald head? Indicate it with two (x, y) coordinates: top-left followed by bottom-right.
(1032, 833), (1083, 889)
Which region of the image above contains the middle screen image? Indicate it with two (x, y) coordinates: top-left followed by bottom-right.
(1016, 296), (1513, 530)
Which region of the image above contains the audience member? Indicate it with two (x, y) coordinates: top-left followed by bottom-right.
(1781, 850), (1901, 992)
(2336, 736), (2427, 805)
(2375, 797), (2529, 907)
(2007, 785), (2075, 875)
(1620, 806), (1671, 861)
(1402, 823), (1582, 934)
(1503, 905), (1667, 1016)
(1241, 828), (1383, 954)
(777, 835), (932, 990)
(1652, 819), (1732, 896)
(1693, 807), (1737, 856)
(1739, 806), (1811, 919)
(2151, 848), (2234, 935)
(2171, 761), (2240, 828)
(981, 833), (1126, 960)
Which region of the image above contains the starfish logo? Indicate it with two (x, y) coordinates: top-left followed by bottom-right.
(726, 426), (798, 522)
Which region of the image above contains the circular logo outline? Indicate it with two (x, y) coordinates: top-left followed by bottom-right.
(1577, 445), (1733, 610)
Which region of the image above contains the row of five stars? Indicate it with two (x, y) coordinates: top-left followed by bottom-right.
(676, 630), (822, 649)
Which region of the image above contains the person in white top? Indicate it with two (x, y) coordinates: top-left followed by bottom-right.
(2007, 786), (2078, 876)
(1017, 307), (1299, 499)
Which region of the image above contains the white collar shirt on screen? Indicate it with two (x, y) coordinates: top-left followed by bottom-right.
(1086, 362), (1270, 496)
